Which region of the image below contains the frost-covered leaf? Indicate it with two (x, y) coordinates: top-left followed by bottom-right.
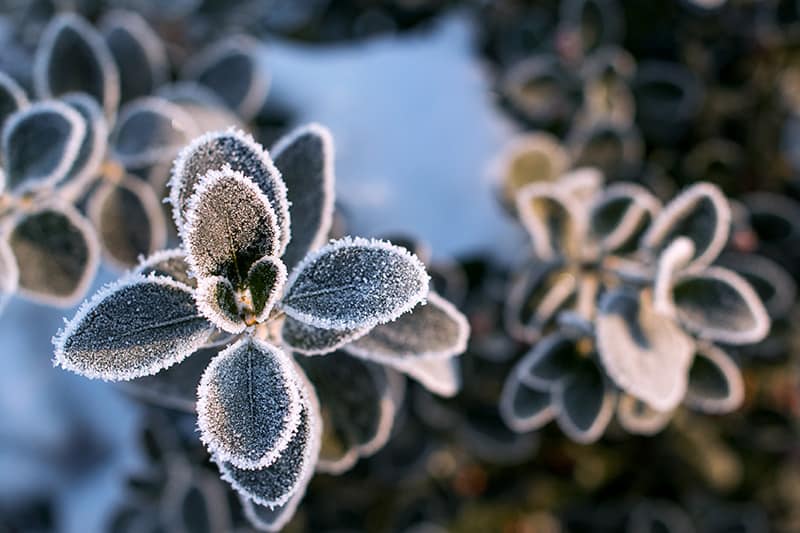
(491, 132), (570, 208)
(0, 71), (28, 129)
(34, 13), (120, 117)
(53, 274), (215, 380)
(272, 123), (335, 271)
(552, 358), (615, 444)
(504, 259), (577, 343)
(182, 168), (281, 283)
(672, 267), (770, 345)
(169, 129), (289, 252)
(197, 337), (302, 469)
(112, 97), (198, 168)
(515, 182), (586, 261)
(390, 356), (462, 398)
(241, 493), (302, 533)
(641, 182), (730, 270)
(517, 333), (583, 389)
(684, 343), (744, 414)
(216, 367), (321, 508)
(135, 248), (195, 288)
(100, 10), (169, 104)
(499, 373), (554, 433)
(616, 394), (672, 436)
(596, 288), (695, 412)
(121, 345), (218, 412)
(344, 292), (469, 364)
(298, 352), (394, 474)
(717, 252), (796, 320)
(60, 93), (109, 197)
(282, 237), (429, 331)
(88, 175), (167, 269)
(589, 182), (661, 252)
(196, 276), (245, 334)
(183, 35), (269, 121)
(247, 255), (287, 322)
(280, 317), (369, 356)
(2, 101), (85, 193)
(9, 204), (99, 306)
(0, 237), (19, 314)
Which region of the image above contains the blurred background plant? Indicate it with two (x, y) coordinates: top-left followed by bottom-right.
(2, 0), (800, 532)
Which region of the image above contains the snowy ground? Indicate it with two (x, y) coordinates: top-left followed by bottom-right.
(0, 12), (524, 532)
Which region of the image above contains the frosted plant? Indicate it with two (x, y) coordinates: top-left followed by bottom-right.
(500, 169), (774, 442)
(54, 125), (469, 530)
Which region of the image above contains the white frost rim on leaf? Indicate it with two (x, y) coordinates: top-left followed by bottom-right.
(182, 35), (270, 121)
(616, 393), (672, 436)
(343, 292), (470, 363)
(248, 255), (288, 325)
(589, 181), (661, 252)
(0, 70), (29, 115)
(316, 446), (359, 475)
(14, 202), (100, 307)
(196, 337), (303, 470)
(389, 356), (461, 398)
(356, 364), (396, 458)
(557, 166), (605, 203)
(489, 131), (570, 195)
(195, 276), (247, 334)
(87, 175), (167, 271)
(653, 237), (695, 316)
(641, 182), (731, 270)
(504, 262), (576, 343)
(0, 234), (19, 313)
(34, 12), (120, 117)
(552, 373), (616, 444)
(134, 247), (187, 273)
(674, 266), (771, 345)
(515, 182), (587, 262)
(281, 236), (430, 331)
(2, 100), (86, 194)
(499, 373), (555, 433)
(112, 96), (199, 168)
(719, 252), (797, 320)
(59, 92), (109, 201)
(216, 359), (321, 508)
(168, 128), (290, 252)
(272, 122), (337, 257)
(280, 320), (371, 357)
(516, 333), (573, 390)
(99, 10), (169, 91)
(181, 167), (282, 279)
(52, 272), (209, 380)
(684, 343), (744, 414)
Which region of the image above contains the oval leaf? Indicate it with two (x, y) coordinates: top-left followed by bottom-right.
(516, 181), (587, 261)
(589, 182), (661, 252)
(88, 175), (167, 269)
(246, 255), (287, 323)
(390, 356), (462, 398)
(2, 101), (86, 193)
(135, 248), (195, 288)
(53, 274), (215, 380)
(34, 13), (120, 117)
(517, 333), (584, 389)
(343, 292), (469, 364)
(100, 10), (169, 104)
(195, 275), (246, 334)
(182, 35), (269, 121)
(672, 267), (770, 345)
(216, 368), (321, 508)
(60, 92), (109, 198)
(718, 252), (796, 320)
(9, 204), (99, 306)
(596, 288), (695, 412)
(272, 123), (335, 271)
(0, 71), (29, 129)
(641, 182), (730, 270)
(169, 129), (289, 252)
(684, 343), (744, 414)
(182, 168), (281, 283)
(282, 237), (429, 331)
(499, 372), (555, 433)
(552, 358), (616, 444)
(280, 317), (369, 356)
(196, 337), (302, 469)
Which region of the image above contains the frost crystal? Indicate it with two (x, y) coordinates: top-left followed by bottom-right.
(344, 292), (469, 364)
(195, 276), (246, 333)
(281, 317), (369, 356)
(196, 338), (302, 470)
(135, 248), (195, 288)
(53, 274), (214, 381)
(182, 168), (281, 283)
(60, 93), (108, 197)
(272, 123), (335, 271)
(282, 237), (430, 331)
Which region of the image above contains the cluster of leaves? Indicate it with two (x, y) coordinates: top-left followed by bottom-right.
(53, 125), (470, 530)
(496, 168), (787, 443)
(0, 8), (270, 312)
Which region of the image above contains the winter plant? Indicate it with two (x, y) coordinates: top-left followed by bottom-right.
(0, 9), (271, 313)
(52, 125), (469, 530)
(498, 167), (776, 443)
